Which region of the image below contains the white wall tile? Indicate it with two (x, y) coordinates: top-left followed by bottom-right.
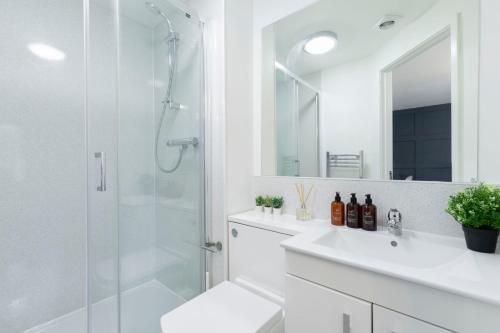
(253, 176), (471, 237)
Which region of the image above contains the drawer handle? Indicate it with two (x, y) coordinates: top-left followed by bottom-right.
(231, 228), (238, 237)
(342, 313), (350, 333)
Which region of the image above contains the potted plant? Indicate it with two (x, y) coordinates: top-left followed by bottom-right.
(263, 196), (273, 215)
(272, 196), (284, 215)
(446, 183), (500, 253)
(255, 196), (264, 213)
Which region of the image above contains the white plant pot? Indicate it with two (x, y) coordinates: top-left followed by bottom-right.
(255, 205), (263, 213)
(273, 207), (282, 215)
(264, 207), (273, 215)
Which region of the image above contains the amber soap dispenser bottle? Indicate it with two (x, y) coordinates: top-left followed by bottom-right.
(331, 192), (345, 226)
(346, 193), (362, 228)
(362, 194), (377, 231)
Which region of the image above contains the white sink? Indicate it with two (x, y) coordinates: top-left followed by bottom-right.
(281, 225), (500, 306)
(313, 227), (466, 269)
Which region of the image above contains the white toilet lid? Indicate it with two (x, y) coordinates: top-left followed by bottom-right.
(160, 281), (283, 333)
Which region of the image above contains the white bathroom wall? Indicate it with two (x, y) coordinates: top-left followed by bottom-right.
(238, 0), (500, 244)
(225, 0), (254, 216)
(318, 58), (380, 179)
(254, 176), (469, 237)
(478, 0), (500, 184)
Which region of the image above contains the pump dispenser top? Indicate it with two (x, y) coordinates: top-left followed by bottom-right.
(365, 194), (372, 205)
(350, 193), (357, 204)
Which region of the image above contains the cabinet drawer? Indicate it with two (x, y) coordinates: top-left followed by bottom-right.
(373, 305), (452, 333)
(285, 274), (371, 333)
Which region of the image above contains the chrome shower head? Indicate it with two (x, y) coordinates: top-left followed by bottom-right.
(145, 2), (167, 18)
(145, 2), (175, 35)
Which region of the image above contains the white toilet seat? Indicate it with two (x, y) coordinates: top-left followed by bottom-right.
(160, 281), (283, 333)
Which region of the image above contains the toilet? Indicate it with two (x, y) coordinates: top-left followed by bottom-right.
(160, 218), (288, 333)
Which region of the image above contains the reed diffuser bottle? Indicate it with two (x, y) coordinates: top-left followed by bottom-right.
(295, 183), (313, 221)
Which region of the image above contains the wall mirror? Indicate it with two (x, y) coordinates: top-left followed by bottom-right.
(260, 0), (480, 183)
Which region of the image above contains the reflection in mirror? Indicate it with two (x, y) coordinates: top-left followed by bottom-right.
(275, 64), (320, 177)
(261, 0), (479, 183)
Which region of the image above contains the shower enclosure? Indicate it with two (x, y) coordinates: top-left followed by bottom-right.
(275, 64), (320, 177)
(0, 0), (207, 332)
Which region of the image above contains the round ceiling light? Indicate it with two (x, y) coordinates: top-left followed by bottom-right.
(303, 31), (338, 55)
(28, 43), (66, 61)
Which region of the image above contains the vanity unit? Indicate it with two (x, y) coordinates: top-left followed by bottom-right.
(282, 226), (500, 333)
(225, 211), (500, 332)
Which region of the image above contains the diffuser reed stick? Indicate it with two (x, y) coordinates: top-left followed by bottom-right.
(295, 183), (313, 220)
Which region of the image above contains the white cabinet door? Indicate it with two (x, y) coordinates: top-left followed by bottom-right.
(373, 305), (452, 333)
(228, 222), (290, 297)
(285, 274), (371, 333)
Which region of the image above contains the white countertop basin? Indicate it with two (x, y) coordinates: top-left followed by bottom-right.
(314, 227), (466, 269)
(281, 225), (500, 306)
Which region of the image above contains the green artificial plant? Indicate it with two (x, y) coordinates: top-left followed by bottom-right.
(272, 196), (284, 209)
(263, 196), (273, 208)
(446, 183), (500, 230)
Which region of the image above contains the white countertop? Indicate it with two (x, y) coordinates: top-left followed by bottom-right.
(228, 211), (329, 235)
(281, 224), (500, 307)
(229, 210), (500, 307)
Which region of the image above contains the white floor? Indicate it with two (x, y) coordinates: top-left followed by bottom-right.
(24, 280), (185, 333)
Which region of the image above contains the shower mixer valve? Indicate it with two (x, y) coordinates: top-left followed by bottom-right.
(166, 137), (199, 148)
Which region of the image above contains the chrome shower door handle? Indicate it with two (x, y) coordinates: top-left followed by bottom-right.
(94, 152), (106, 192)
(342, 313), (350, 333)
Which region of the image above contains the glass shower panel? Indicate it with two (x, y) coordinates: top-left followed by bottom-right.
(276, 70), (299, 176)
(297, 84), (319, 177)
(87, 0), (119, 332)
(118, 1), (205, 332)
(0, 1), (87, 332)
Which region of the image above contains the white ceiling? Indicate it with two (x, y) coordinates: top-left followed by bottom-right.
(392, 36), (451, 110)
(272, 0), (439, 76)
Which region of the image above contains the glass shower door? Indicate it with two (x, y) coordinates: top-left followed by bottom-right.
(276, 69), (300, 176)
(275, 66), (320, 177)
(0, 1), (88, 332)
(118, 1), (206, 332)
(87, 0), (119, 332)
(297, 84), (319, 177)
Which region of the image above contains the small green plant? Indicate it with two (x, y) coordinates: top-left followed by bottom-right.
(255, 195), (264, 206)
(263, 196), (273, 208)
(272, 196), (284, 209)
(446, 183), (500, 230)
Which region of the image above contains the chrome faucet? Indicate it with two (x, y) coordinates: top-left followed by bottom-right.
(387, 209), (402, 236)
